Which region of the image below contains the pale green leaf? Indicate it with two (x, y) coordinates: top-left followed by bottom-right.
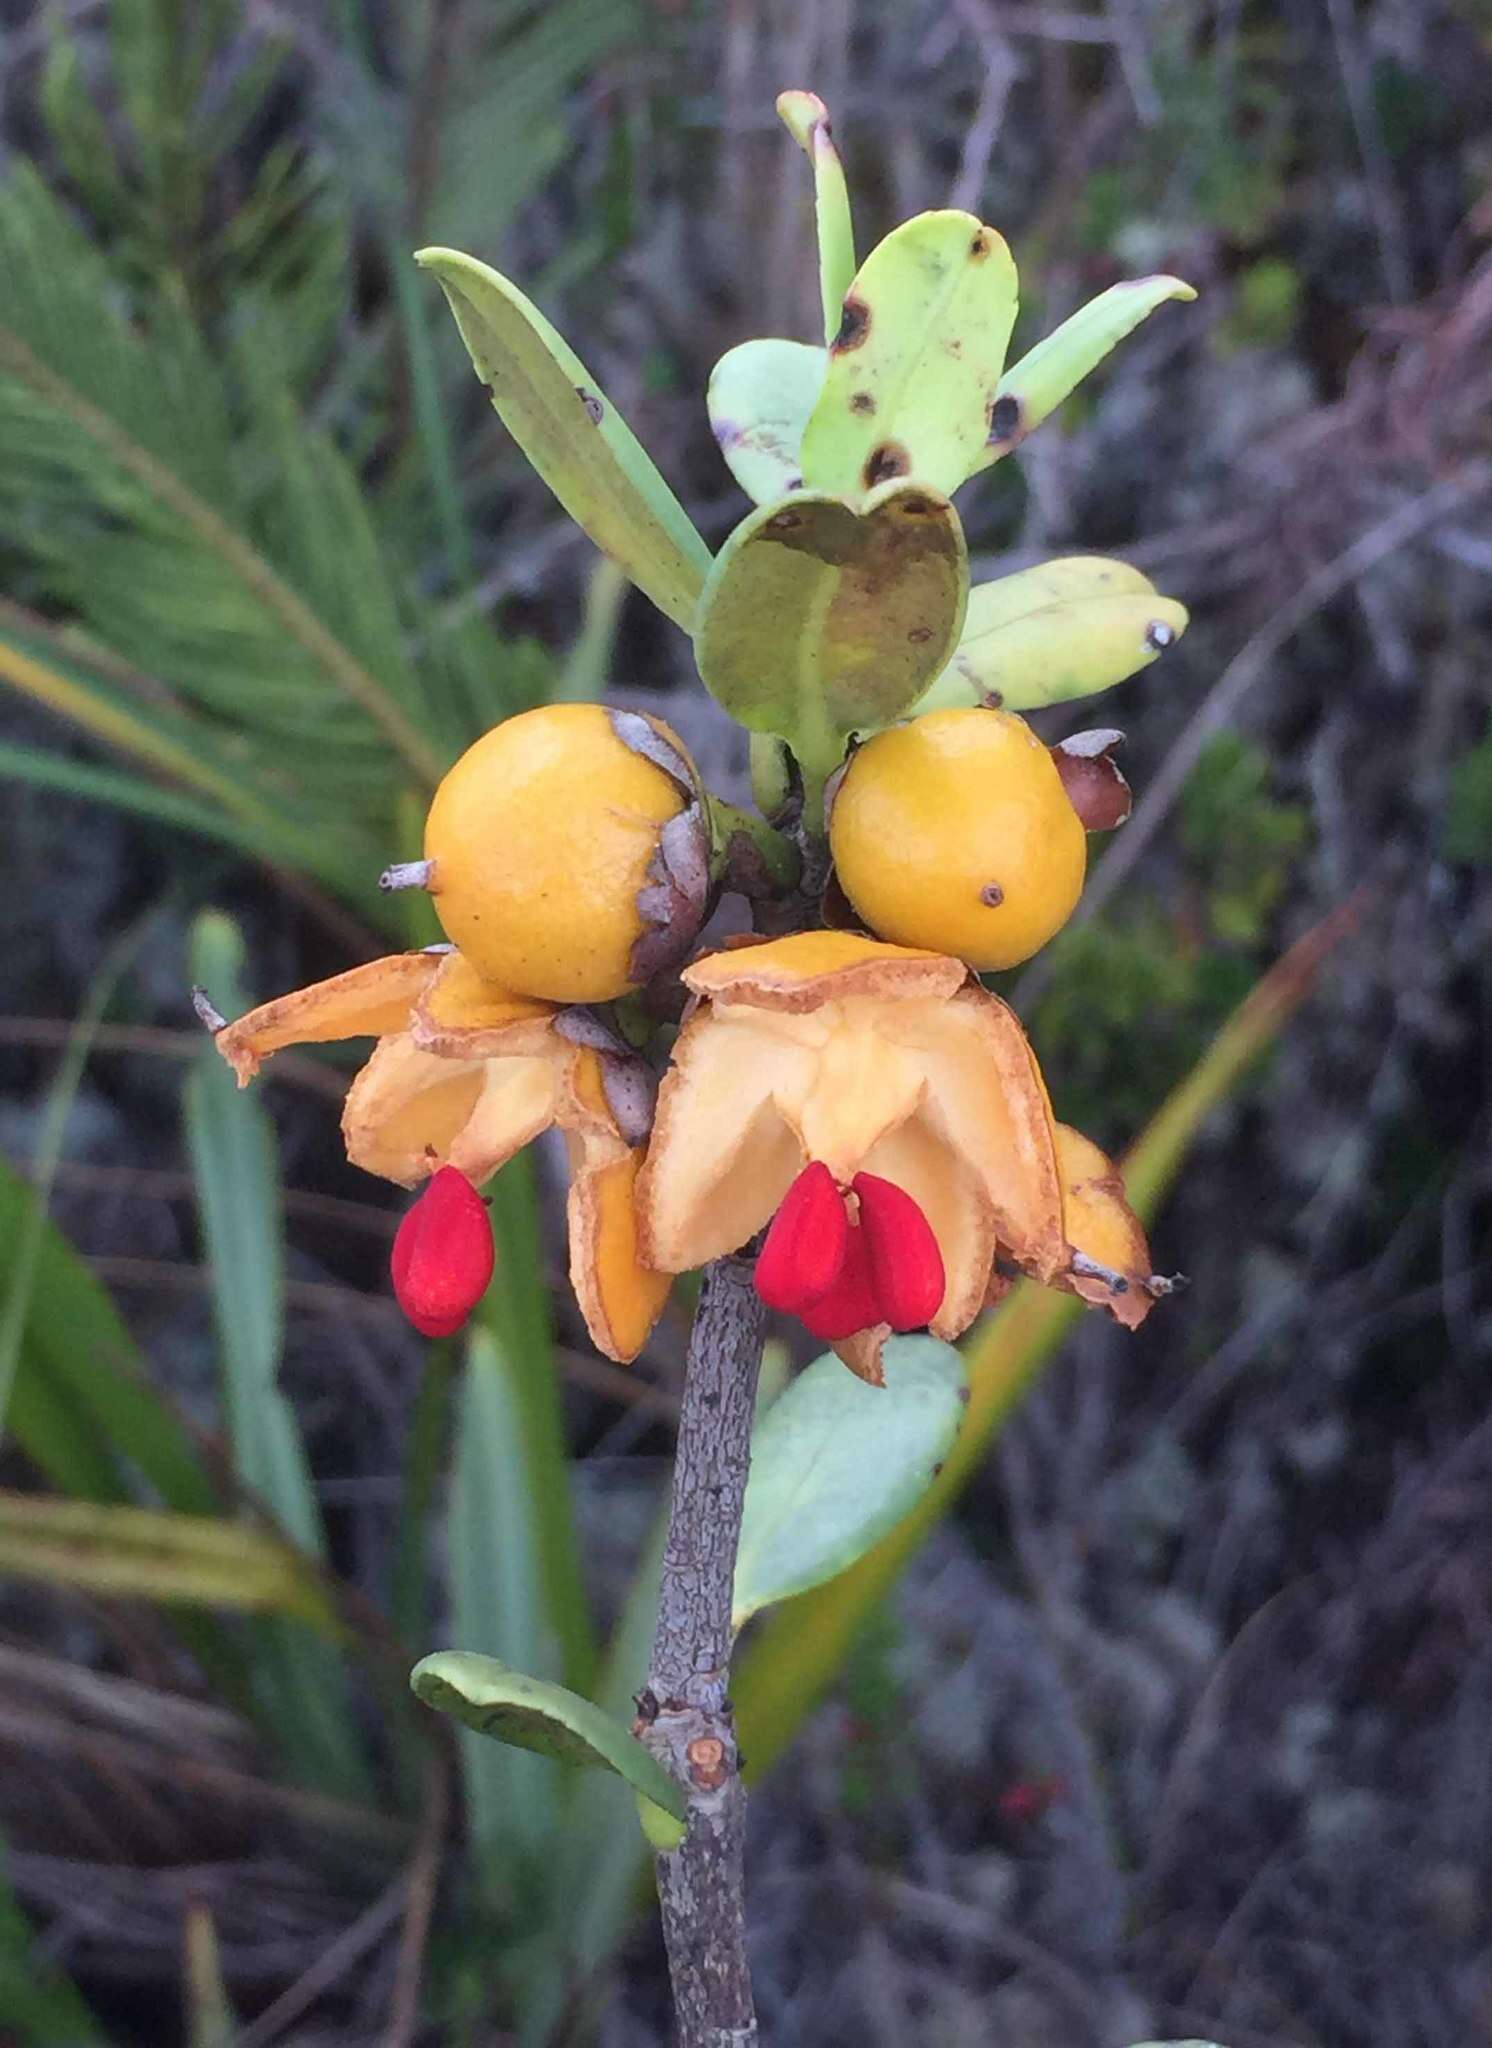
(694, 482), (968, 775)
(777, 91), (856, 345)
(732, 1336), (969, 1628)
(914, 559), (1189, 713)
(707, 338), (825, 505)
(800, 211), (1019, 500)
(978, 276), (1197, 468)
(944, 555), (1158, 635)
(410, 1651), (687, 1821)
(416, 246), (712, 629)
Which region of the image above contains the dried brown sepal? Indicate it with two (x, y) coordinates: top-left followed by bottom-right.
(606, 708), (702, 805)
(629, 802), (714, 986)
(1053, 729), (1132, 832)
(832, 1325), (890, 1387)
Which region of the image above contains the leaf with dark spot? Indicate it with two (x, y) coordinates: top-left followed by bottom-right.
(801, 210), (1018, 500)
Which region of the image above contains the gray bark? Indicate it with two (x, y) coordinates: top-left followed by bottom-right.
(639, 1254), (765, 2047)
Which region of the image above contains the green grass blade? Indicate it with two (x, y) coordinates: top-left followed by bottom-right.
(392, 1341), (456, 1650)
(0, 904), (164, 1456)
(482, 1152), (596, 1695)
(447, 1324), (562, 1897)
(0, 1490), (338, 1623)
(183, 1900), (238, 2048)
(0, 1835), (107, 2043)
(183, 913), (323, 1558)
(0, 1156), (219, 1512)
(516, 1498), (669, 2047)
(184, 911), (372, 1800)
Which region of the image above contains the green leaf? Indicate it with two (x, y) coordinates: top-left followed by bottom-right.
(977, 276), (1197, 467)
(913, 557), (1190, 713)
(0, 1490), (337, 1624)
(694, 482), (968, 777)
(732, 1336), (968, 1628)
(707, 338), (826, 505)
(800, 211), (1019, 500)
(776, 92), (856, 345)
(410, 1651), (687, 1821)
(415, 246), (712, 630)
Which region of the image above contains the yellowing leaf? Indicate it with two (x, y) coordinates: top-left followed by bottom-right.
(800, 211), (1019, 500)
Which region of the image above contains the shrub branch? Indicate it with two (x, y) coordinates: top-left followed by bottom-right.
(641, 1254), (765, 2046)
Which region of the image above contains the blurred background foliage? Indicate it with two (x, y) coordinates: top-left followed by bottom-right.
(2, 0), (1491, 2043)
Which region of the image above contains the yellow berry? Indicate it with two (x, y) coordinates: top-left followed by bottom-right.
(425, 704), (690, 1003)
(829, 707), (1085, 971)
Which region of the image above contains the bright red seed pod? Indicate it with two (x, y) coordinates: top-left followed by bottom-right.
(755, 1161), (849, 1314)
(800, 1223), (883, 1341)
(852, 1172), (945, 1330)
(391, 1166), (494, 1338)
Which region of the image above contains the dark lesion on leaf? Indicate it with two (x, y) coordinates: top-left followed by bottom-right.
(849, 391), (877, 415)
(987, 394), (1022, 445)
(832, 295), (871, 353)
(862, 441), (911, 489)
(576, 386), (605, 424)
(969, 229), (993, 260)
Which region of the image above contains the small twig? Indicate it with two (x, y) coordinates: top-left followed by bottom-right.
(641, 1255), (766, 2048)
(383, 1749), (450, 2048)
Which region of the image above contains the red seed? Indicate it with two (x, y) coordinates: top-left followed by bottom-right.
(755, 1161), (849, 1314)
(800, 1223), (883, 1340)
(852, 1173), (945, 1330)
(391, 1166), (494, 1338)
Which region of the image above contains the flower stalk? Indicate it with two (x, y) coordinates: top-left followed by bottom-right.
(639, 1254), (766, 2046)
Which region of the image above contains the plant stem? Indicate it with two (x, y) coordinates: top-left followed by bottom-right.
(641, 1255), (765, 2047)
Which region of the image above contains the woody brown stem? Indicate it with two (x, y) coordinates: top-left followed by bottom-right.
(641, 1255), (765, 2047)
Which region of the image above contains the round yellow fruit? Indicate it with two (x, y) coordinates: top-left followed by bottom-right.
(424, 704), (689, 1003)
(829, 707), (1086, 971)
